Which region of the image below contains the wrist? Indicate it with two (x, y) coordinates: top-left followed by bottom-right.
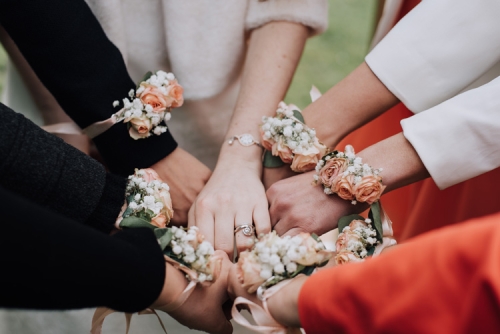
(267, 275), (307, 328)
(152, 262), (188, 308)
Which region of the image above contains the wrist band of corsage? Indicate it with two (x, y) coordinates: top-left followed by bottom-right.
(91, 168), (222, 334)
(260, 101), (327, 173)
(232, 231), (333, 333)
(314, 145), (386, 205)
(334, 202), (397, 265)
(83, 70), (184, 140)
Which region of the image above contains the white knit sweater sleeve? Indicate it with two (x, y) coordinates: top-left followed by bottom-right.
(401, 76), (500, 189)
(365, 0), (500, 113)
(245, 0), (328, 36)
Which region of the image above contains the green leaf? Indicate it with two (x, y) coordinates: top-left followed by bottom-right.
(263, 150), (285, 168)
(368, 202), (384, 243)
(301, 266), (316, 276)
(122, 206), (134, 218)
(292, 109), (305, 123)
(155, 228), (173, 251)
(311, 234), (320, 242)
(119, 216), (156, 230)
(366, 245), (376, 257)
(137, 71), (153, 88)
(338, 214), (365, 233)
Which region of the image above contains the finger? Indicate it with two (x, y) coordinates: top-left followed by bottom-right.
(187, 204), (195, 228)
(253, 199), (271, 237)
(194, 199), (216, 246)
(281, 226), (307, 237)
(214, 207), (236, 258)
(266, 186), (281, 227)
(234, 210), (256, 254)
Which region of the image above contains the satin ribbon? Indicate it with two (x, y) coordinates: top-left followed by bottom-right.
(82, 113), (120, 139)
(231, 276), (305, 334)
(90, 255), (202, 334)
(373, 203), (397, 256)
(41, 122), (83, 135)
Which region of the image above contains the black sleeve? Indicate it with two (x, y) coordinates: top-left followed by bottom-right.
(0, 0), (177, 176)
(0, 103), (125, 233)
(0, 186), (165, 313)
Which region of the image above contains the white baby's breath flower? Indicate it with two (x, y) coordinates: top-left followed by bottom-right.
(153, 127), (163, 136)
(128, 89), (135, 98)
(172, 245), (183, 255)
(124, 111), (132, 118)
(139, 182), (148, 189)
(113, 100), (119, 107)
(269, 254), (281, 266)
(133, 109), (143, 118)
(129, 202), (138, 210)
(166, 72), (175, 81)
(136, 85), (145, 95)
(164, 112), (172, 122)
(274, 263), (285, 274)
(134, 194), (141, 201)
(184, 254), (196, 263)
(260, 269), (272, 280)
(286, 262), (297, 273)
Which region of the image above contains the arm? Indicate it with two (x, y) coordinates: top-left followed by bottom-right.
(0, 0), (177, 176)
(230, 213), (500, 332)
(0, 103), (125, 233)
(191, 20), (309, 255)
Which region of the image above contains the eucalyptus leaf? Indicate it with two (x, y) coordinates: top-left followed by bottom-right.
(368, 202), (384, 243)
(366, 245), (376, 257)
(292, 110), (305, 123)
(311, 234), (320, 242)
(126, 194), (135, 204)
(301, 266), (316, 276)
(338, 214), (365, 234)
(122, 206), (134, 218)
(137, 71), (153, 88)
(120, 216), (156, 230)
(263, 150), (285, 168)
(155, 228), (173, 250)
(290, 264), (306, 278)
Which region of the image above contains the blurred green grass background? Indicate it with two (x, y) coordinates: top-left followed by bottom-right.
(0, 0), (377, 102)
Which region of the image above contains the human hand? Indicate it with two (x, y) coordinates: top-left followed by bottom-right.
(262, 165), (297, 190)
(227, 264), (305, 328)
(153, 251), (233, 334)
(189, 156), (271, 257)
(151, 148), (211, 226)
(267, 171), (367, 237)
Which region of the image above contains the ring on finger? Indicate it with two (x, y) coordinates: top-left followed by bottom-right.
(234, 224), (255, 237)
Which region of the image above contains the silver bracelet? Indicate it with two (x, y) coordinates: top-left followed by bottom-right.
(228, 134), (263, 148)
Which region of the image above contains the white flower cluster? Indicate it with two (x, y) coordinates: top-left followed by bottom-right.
(338, 219), (378, 260)
(125, 171), (170, 217)
(261, 102), (317, 155)
(113, 70), (183, 139)
(169, 226), (215, 282)
(253, 231), (329, 281)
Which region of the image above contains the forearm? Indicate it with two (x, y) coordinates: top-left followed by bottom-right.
(302, 62), (399, 148)
(357, 132), (430, 193)
(219, 21), (309, 169)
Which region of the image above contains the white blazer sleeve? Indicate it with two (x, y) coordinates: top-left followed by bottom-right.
(365, 0), (500, 113)
(401, 76), (500, 189)
(245, 0), (328, 36)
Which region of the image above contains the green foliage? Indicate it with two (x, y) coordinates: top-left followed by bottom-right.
(338, 214), (365, 233)
(137, 71), (153, 88)
(292, 109), (305, 123)
(368, 201), (384, 243)
(120, 216), (156, 230)
(262, 150), (285, 168)
(154, 228), (173, 251)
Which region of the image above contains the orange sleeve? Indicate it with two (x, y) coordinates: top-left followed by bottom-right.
(298, 212), (500, 334)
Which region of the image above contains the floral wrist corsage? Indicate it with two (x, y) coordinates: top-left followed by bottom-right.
(335, 202), (397, 265)
(232, 231), (333, 333)
(113, 71), (184, 139)
(314, 145), (386, 205)
(116, 168), (218, 282)
(260, 102), (327, 172)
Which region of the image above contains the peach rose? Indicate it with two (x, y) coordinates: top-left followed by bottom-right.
(261, 136), (275, 151)
(141, 168), (160, 182)
(167, 82), (184, 108)
(335, 251), (362, 265)
(353, 175), (386, 204)
(151, 213), (167, 228)
(204, 250), (224, 280)
(335, 230), (361, 252)
(129, 116), (153, 140)
(272, 138), (293, 164)
(313, 138), (328, 158)
(293, 233), (333, 266)
(138, 83), (172, 112)
(333, 174), (355, 201)
(237, 251), (266, 293)
(154, 188), (174, 223)
(319, 157), (348, 187)
(349, 219), (369, 230)
(290, 146), (320, 172)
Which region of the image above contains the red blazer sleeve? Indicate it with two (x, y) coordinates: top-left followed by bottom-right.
(299, 212), (500, 333)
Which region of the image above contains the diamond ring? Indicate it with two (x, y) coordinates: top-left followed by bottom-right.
(234, 224), (255, 237)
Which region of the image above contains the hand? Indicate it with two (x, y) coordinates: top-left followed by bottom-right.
(227, 264), (305, 328)
(153, 251), (233, 334)
(151, 148), (211, 226)
(189, 156), (271, 257)
(267, 171), (367, 236)
(262, 165), (297, 190)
